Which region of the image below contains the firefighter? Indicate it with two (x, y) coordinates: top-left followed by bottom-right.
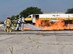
(4, 20), (6, 31)
(21, 17), (24, 31)
(6, 17), (11, 32)
(15, 16), (24, 31)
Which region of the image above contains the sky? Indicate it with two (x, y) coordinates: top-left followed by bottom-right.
(0, 0), (73, 21)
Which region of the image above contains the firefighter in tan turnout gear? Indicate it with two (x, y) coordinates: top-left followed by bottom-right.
(6, 17), (11, 32)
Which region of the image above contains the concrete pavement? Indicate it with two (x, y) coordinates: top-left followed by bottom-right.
(0, 31), (73, 54)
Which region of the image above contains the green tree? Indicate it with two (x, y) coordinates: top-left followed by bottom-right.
(66, 8), (73, 13)
(16, 15), (19, 18)
(11, 15), (19, 20)
(20, 7), (43, 17)
(11, 16), (16, 20)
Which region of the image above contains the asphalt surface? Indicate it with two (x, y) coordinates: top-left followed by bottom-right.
(0, 31), (73, 54)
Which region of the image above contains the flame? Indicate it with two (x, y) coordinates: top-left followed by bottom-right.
(65, 24), (73, 30)
(35, 19), (42, 27)
(35, 18), (73, 30)
(23, 27), (31, 30)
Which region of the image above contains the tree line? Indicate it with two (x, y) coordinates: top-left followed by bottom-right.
(11, 7), (73, 20)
